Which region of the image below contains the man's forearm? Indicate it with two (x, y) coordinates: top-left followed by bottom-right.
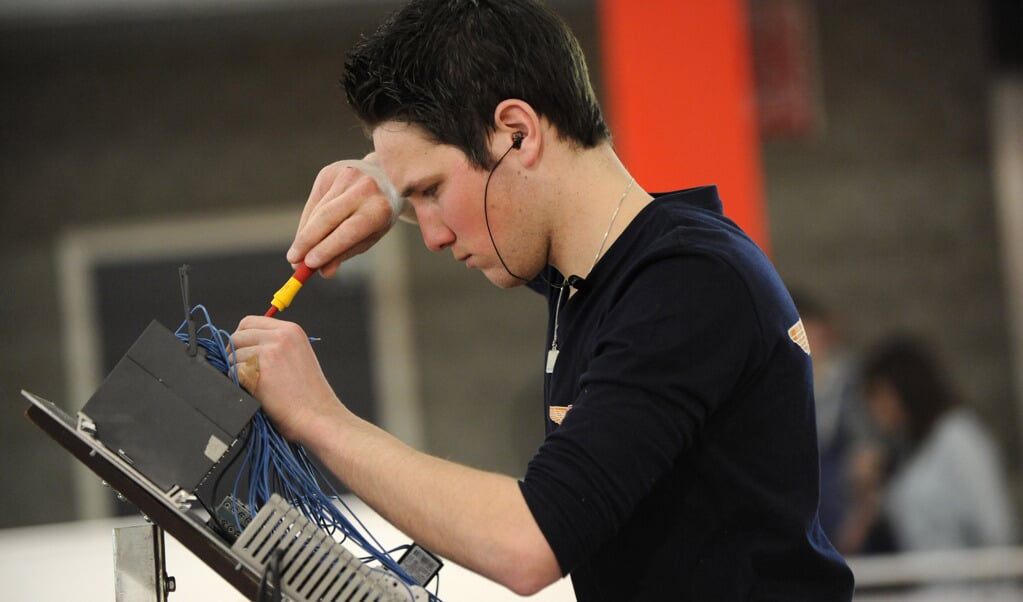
(299, 406), (562, 596)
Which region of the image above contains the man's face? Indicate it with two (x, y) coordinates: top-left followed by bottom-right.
(372, 121), (544, 288)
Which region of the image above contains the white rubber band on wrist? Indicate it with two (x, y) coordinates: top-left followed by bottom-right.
(334, 158), (411, 226)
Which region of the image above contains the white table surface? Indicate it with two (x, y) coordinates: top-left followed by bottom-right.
(0, 496), (576, 602)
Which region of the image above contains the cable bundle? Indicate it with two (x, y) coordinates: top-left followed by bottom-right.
(174, 305), (439, 600)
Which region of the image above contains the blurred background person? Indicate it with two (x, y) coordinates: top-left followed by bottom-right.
(852, 334), (1017, 554)
(792, 289), (871, 545)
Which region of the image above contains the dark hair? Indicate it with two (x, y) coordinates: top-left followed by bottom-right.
(341, 0), (610, 169)
(862, 334), (961, 447)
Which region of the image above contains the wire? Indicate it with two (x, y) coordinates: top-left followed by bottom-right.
(483, 143), (572, 292)
(483, 141), (531, 283)
(173, 304), (441, 601)
(174, 304), (239, 385)
(256, 548), (284, 602)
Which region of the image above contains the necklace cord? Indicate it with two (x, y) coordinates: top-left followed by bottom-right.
(585, 178), (634, 279)
(547, 176), (635, 374)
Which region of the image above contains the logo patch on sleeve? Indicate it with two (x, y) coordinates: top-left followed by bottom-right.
(789, 318), (811, 355)
(548, 405), (573, 425)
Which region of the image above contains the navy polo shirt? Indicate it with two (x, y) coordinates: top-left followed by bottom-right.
(519, 186), (854, 600)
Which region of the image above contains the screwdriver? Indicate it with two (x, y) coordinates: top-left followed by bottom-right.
(265, 263), (315, 317)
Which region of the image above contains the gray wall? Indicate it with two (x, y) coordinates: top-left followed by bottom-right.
(1, 0), (1018, 530)
(0, 1), (563, 528)
(765, 0), (1018, 462)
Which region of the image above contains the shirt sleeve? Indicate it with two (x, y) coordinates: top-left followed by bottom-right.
(519, 252), (763, 574)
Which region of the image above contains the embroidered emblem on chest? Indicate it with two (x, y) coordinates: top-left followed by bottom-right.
(548, 404), (573, 425)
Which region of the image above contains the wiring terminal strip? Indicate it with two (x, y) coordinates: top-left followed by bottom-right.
(232, 494), (428, 602)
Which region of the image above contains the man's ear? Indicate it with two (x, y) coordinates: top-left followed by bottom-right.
(493, 99), (541, 166)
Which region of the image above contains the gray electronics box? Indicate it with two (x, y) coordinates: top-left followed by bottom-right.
(81, 320), (260, 493)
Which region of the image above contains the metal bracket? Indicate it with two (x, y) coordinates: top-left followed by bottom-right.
(167, 486), (198, 511)
(113, 524), (176, 602)
(76, 413), (97, 437)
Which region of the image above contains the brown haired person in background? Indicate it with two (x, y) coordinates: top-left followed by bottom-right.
(841, 334), (1016, 556)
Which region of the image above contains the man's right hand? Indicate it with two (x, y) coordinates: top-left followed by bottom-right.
(287, 155), (405, 278)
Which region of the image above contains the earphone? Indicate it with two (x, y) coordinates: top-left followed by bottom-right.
(484, 130), (529, 283)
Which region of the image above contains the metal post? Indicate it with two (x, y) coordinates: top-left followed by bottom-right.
(113, 524), (176, 602)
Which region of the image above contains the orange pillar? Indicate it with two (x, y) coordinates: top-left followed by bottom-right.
(597, 0), (769, 252)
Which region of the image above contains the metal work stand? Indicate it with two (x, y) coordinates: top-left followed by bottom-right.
(113, 523), (177, 602)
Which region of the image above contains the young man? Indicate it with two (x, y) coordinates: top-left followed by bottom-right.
(231, 0), (855, 599)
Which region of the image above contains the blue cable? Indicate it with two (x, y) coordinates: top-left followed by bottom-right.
(175, 305), (440, 600)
